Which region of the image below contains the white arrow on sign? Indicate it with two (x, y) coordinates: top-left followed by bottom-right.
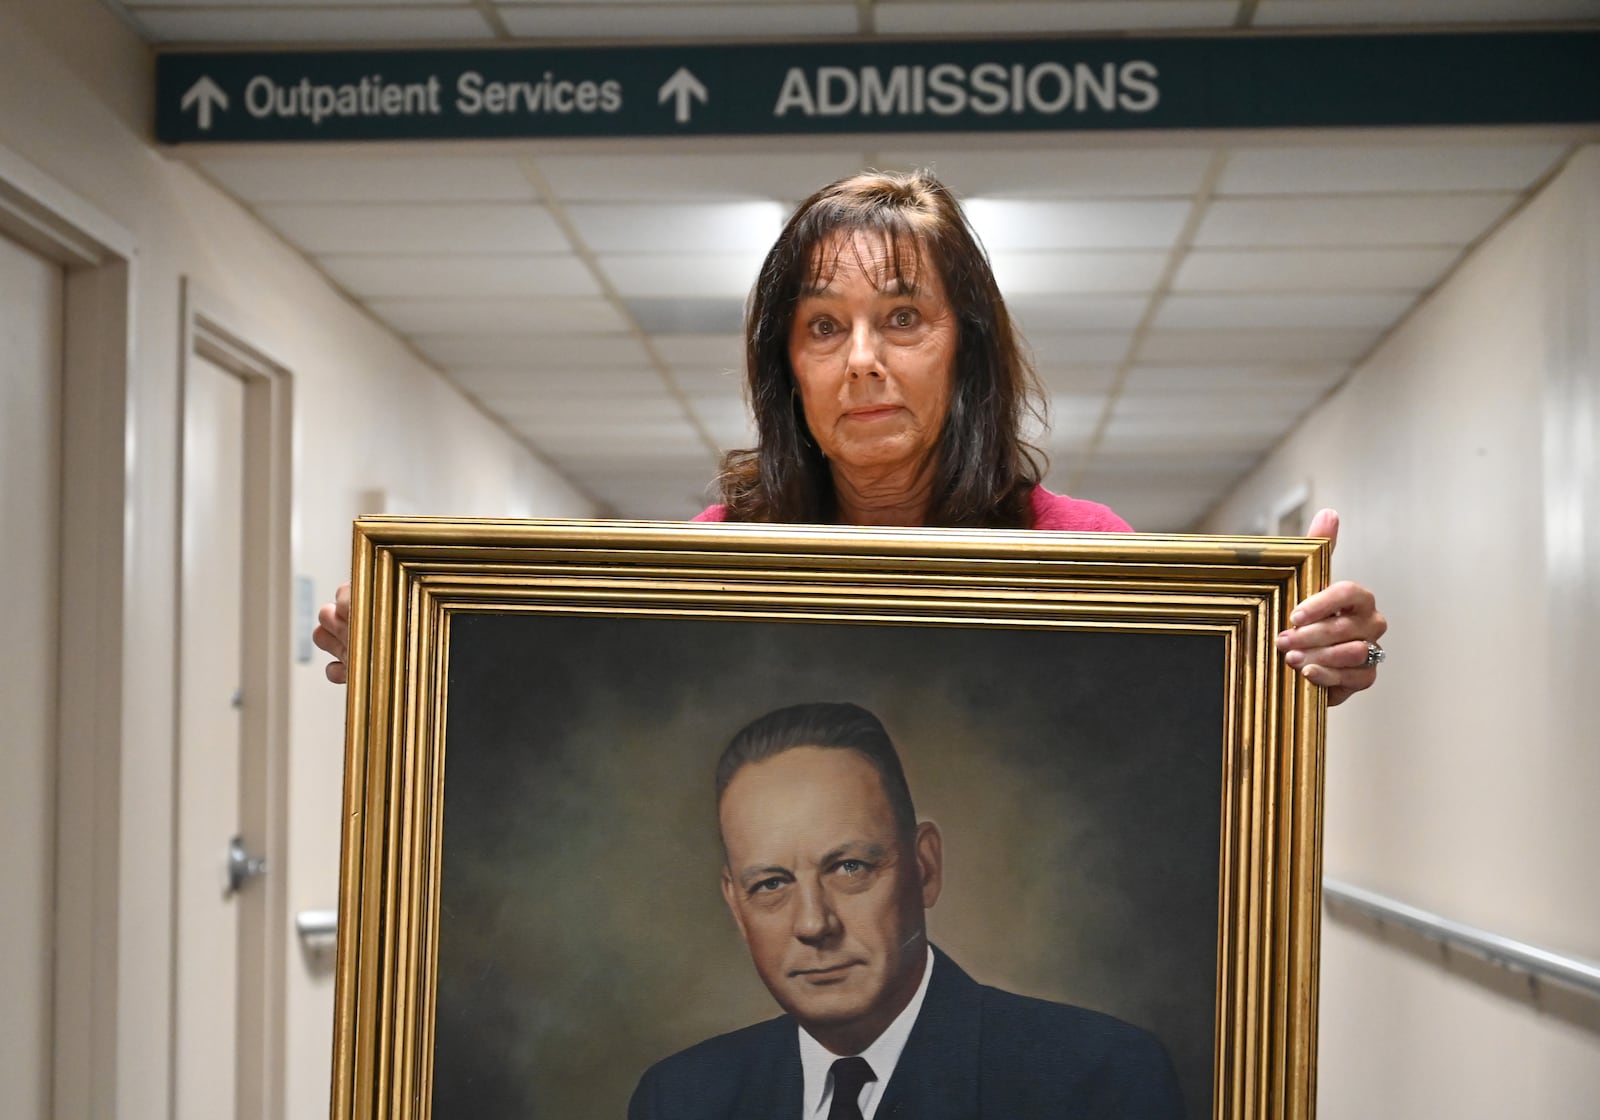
(657, 67), (708, 125)
(181, 76), (229, 131)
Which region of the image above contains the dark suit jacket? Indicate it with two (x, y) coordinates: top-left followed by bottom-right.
(628, 947), (1185, 1119)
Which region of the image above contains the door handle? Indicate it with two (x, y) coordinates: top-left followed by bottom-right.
(226, 835), (268, 896)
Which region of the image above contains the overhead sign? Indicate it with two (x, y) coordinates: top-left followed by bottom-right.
(155, 31), (1600, 144)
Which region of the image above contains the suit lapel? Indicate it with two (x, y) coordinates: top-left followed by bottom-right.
(730, 1017), (804, 1120)
(873, 948), (982, 1120)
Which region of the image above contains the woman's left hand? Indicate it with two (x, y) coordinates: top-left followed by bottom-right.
(1275, 509), (1387, 706)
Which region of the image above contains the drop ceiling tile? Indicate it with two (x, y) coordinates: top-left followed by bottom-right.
(598, 253), (767, 298)
(875, 1), (1237, 34)
(566, 202), (787, 254)
(1006, 294), (1148, 331)
(1036, 395), (1101, 442)
(1137, 329), (1379, 363)
(195, 153), (536, 204)
(989, 251), (1168, 295)
(1219, 143), (1568, 195)
(1154, 292), (1417, 330)
(1086, 449), (1266, 478)
(256, 202), (567, 254)
(1193, 194), (1520, 248)
(877, 148), (1214, 198)
(672, 369), (746, 399)
(654, 334), (746, 372)
(133, 7), (493, 42)
(1021, 330), (1134, 365)
(627, 298), (745, 334)
(498, 3), (860, 38)
(456, 366), (667, 399)
(522, 417), (701, 442)
(418, 333), (650, 368)
(1123, 364), (1347, 397)
(539, 153), (868, 202)
(495, 397), (685, 422)
(126, 0), (452, 5)
(1034, 365), (1119, 395)
(317, 253), (600, 299)
(964, 199), (1191, 250)
(1255, 0), (1600, 27)
(369, 297), (630, 335)
(1173, 248), (1461, 293)
(684, 395), (753, 424)
(554, 438), (712, 464)
(571, 460), (719, 488)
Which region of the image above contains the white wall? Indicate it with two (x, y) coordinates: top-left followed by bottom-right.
(0, 1), (598, 1117)
(1201, 147), (1600, 1117)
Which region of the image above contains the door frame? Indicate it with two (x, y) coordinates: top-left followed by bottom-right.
(0, 144), (134, 1120)
(175, 279), (294, 1120)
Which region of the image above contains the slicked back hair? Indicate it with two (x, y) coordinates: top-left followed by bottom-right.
(715, 702), (918, 842)
(716, 169), (1046, 528)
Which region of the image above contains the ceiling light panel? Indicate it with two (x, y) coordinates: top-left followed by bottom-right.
(874, 1), (1238, 34)
(131, 7), (493, 43)
(497, 3), (860, 39)
(1173, 248), (1461, 293)
(1154, 292), (1419, 330)
(597, 253), (769, 298)
(877, 147), (1213, 198)
(195, 153), (538, 204)
(416, 333), (650, 368)
(539, 152), (869, 203)
(988, 251), (1168, 294)
(1255, 0), (1600, 27)
(963, 199), (1191, 250)
(565, 202), (787, 254)
(1219, 142), (1568, 195)
(1195, 194), (1520, 248)
(368, 297), (630, 335)
(255, 202), (568, 255)
(316, 253), (600, 300)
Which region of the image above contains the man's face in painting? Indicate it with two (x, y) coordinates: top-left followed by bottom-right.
(717, 746), (943, 1056)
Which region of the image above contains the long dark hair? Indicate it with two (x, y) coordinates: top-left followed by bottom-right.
(715, 169), (1046, 528)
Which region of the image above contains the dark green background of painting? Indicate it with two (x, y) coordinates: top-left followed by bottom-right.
(434, 613), (1223, 1118)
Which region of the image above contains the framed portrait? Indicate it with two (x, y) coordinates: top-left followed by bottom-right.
(329, 518), (1328, 1120)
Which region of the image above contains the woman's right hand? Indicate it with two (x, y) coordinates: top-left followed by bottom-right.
(312, 582), (352, 684)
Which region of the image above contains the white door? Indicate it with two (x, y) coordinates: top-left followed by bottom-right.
(174, 351), (253, 1119)
(0, 232), (65, 1119)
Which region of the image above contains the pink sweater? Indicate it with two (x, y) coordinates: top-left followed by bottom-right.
(692, 485), (1132, 532)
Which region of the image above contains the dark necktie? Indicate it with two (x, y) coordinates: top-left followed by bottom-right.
(826, 1056), (877, 1120)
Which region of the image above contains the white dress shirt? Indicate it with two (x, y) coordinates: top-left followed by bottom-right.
(797, 948), (936, 1120)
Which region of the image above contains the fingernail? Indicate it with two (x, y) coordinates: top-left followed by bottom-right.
(1290, 611), (1306, 626)
(1285, 650), (1305, 668)
(1275, 631), (1292, 648)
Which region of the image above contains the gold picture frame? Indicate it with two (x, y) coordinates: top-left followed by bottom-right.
(330, 517), (1329, 1120)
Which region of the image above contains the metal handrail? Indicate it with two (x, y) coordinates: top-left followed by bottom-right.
(295, 909), (338, 943)
(1323, 878), (1600, 999)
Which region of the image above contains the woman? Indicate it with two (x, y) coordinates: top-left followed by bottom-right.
(316, 170), (1385, 701)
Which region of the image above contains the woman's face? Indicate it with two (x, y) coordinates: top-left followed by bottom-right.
(787, 233), (957, 481)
